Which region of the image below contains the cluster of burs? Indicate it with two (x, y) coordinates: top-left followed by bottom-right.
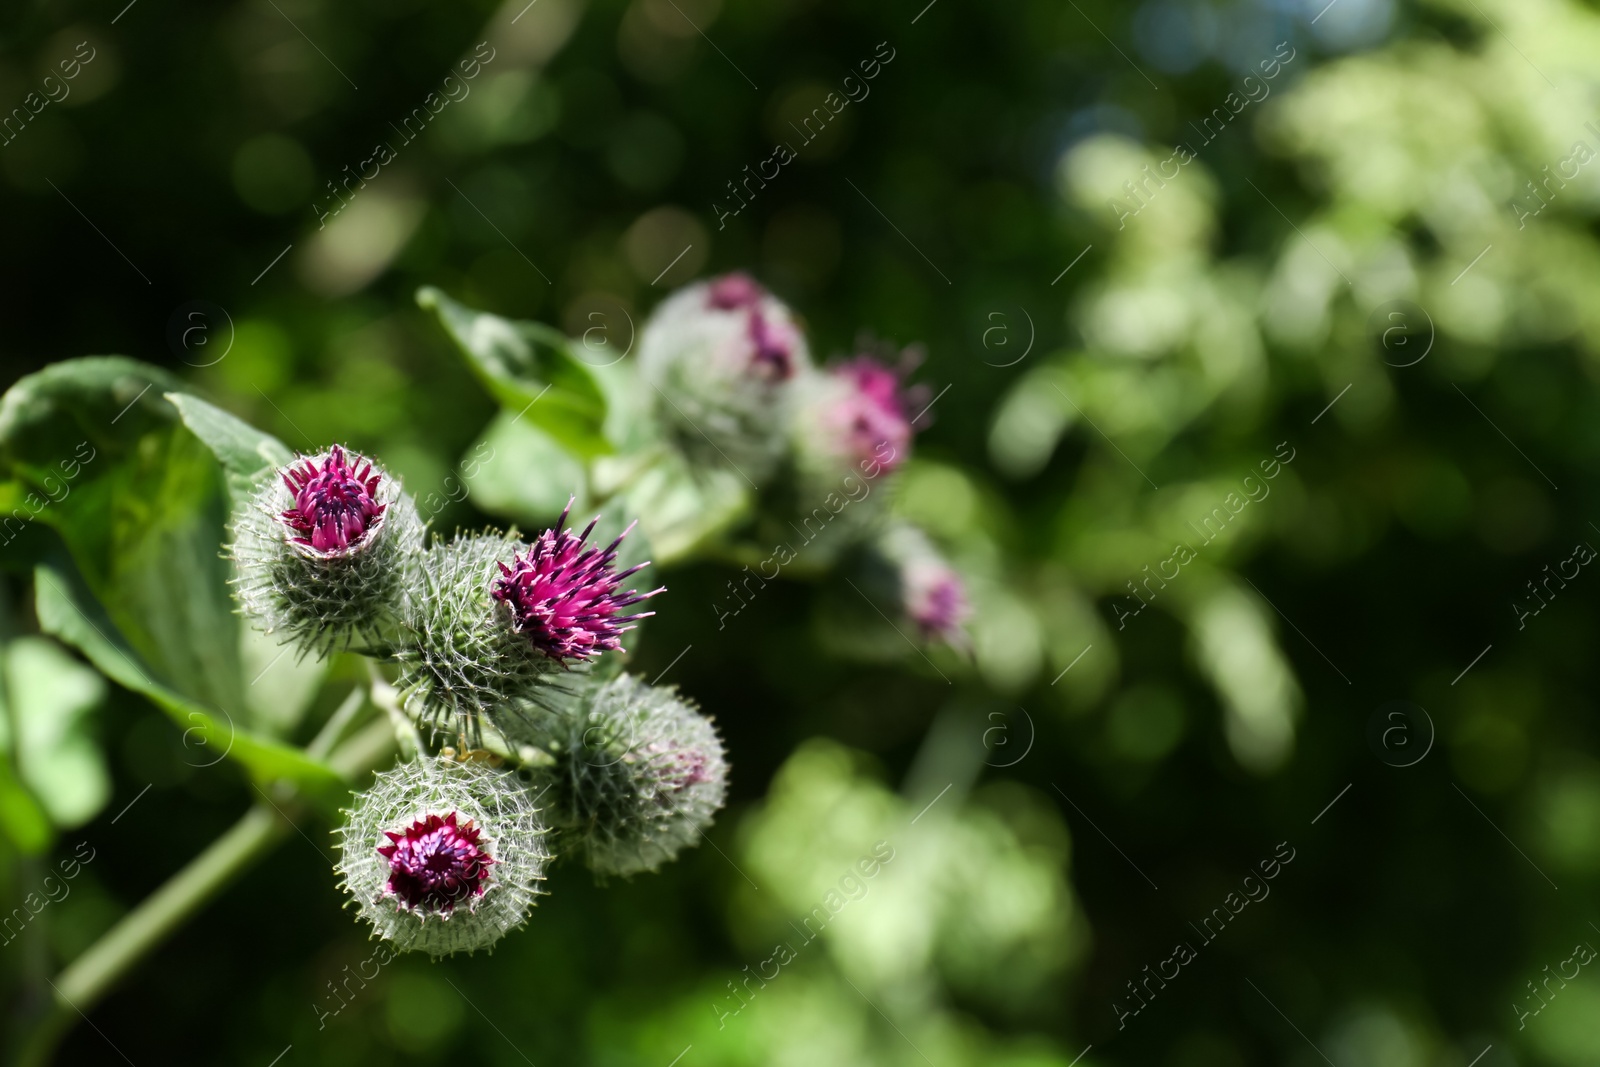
(638, 273), (970, 642)
(229, 446), (727, 959)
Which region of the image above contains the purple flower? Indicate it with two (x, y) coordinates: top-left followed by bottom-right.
(702, 272), (801, 381)
(823, 357), (928, 473)
(905, 562), (970, 644)
(491, 501), (663, 662)
(705, 272), (763, 310)
(377, 811), (494, 914)
(748, 311), (798, 381)
(279, 445), (386, 554)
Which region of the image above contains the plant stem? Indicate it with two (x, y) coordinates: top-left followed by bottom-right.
(329, 718), (397, 779)
(15, 805), (287, 1067)
(367, 661), (420, 760)
(307, 684), (369, 761)
(14, 719), (396, 1066)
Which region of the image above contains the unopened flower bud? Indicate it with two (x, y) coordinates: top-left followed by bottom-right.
(518, 674), (728, 877)
(877, 523), (970, 646)
(232, 445), (423, 657)
(638, 273), (811, 482)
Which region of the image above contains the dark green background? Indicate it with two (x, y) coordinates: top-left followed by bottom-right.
(3, 0), (1598, 1064)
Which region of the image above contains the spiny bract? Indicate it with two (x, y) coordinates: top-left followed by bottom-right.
(396, 532), (577, 747)
(231, 446), (424, 658)
(637, 273), (812, 483)
(336, 756), (548, 958)
(519, 673), (728, 878)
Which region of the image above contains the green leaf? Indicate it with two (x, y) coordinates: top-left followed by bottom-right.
(0, 636), (110, 830)
(0, 359), (244, 714)
(589, 358), (660, 456)
(34, 560), (343, 796)
(237, 624), (329, 736)
(0, 357), (186, 481)
(167, 392), (326, 733)
(165, 392), (293, 507)
(461, 410), (588, 528)
(0, 631), (52, 854)
(417, 286), (611, 458)
(0, 764), (51, 853)
(0, 480), (24, 514)
(617, 449), (750, 565)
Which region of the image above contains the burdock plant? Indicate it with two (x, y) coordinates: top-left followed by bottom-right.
(233, 462), (725, 956)
(337, 756), (548, 958)
(5, 268), (962, 1058)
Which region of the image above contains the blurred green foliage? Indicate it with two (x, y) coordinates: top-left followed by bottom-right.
(4, 0), (1600, 1064)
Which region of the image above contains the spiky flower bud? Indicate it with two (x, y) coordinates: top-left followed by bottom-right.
(878, 524), (970, 646)
(794, 349), (927, 478)
(336, 756), (548, 958)
(491, 500), (662, 662)
(231, 445), (424, 657)
(774, 349), (927, 568)
(637, 273), (811, 481)
(519, 674), (727, 878)
(396, 533), (569, 746)
(906, 563), (969, 642)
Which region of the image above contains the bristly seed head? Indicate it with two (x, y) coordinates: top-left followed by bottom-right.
(511, 673), (728, 878)
(378, 811), (494, 913)
(491, 499), (663, 663)
(279, 444), (386, 554)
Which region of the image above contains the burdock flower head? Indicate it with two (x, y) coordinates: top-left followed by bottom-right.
(705, 271), (801, 382)
(491, 500), (662, 663)
(779, 346), (928, 567)
(706, 271), (762, 311)
(904, 559), (970, 643)
(231, 444), (423, 657)
(396, 533), (568, 746)
(378, 811), (493, 913)
(878, 523), (970, 647)
(637, 273), (812, 480)
(515, 673), (728, 878)
(799, 347), (929, 476)
(279, 445), (385, 553)
(338, 757), (548, 958)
